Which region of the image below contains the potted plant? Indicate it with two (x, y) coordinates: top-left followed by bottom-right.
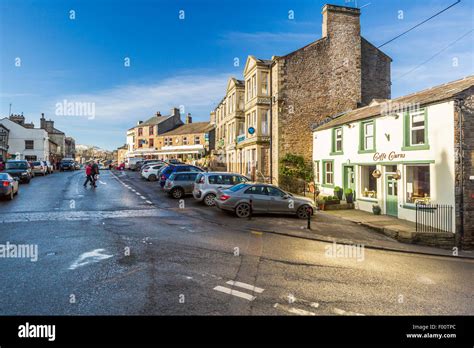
(344, 188), (354, 203)
(372, 204), (381, 215)
(334, 186), (343, 200)
(317, 198), (325, 211)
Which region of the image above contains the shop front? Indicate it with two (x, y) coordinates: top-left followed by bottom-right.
(313, 93), (457, 233)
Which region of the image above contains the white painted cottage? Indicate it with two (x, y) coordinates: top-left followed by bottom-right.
(312, 76), (474, 241)
(0, 117), (49, 161)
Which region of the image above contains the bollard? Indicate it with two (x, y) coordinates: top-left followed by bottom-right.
(307, 206), (312, 230)
(248, 199), (253, 220)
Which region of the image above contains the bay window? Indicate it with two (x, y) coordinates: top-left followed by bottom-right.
(406, 165), (430, 204)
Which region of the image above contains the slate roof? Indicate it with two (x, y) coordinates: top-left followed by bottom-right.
(160, 122), (214, 136)
(315, 75), (474, 131)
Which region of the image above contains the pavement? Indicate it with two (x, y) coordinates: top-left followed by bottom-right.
(0, 169), (473, 315)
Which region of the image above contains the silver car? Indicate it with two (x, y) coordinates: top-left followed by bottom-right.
(193, 172), (249, 206)
(31, 161), (47, 176)
(163, 172), (201, 199)
(215, 183), (316, 219)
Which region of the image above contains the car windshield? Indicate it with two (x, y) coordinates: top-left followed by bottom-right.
(33, 161), (42, 166)
(5, 162), (27, 170)
(228, 183), (250, 192)
(0, 173), (10, 180)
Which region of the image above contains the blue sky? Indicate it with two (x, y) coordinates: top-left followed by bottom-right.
(1, 0), (473, 150)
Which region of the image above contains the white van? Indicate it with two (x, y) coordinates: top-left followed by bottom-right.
(125, 157), (143, 170)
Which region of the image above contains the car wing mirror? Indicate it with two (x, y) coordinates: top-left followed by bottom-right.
(282, 194), (290, 199)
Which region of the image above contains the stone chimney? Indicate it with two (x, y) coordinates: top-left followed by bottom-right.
(185, 113), (192, 124)
(171, 107), (180, 118)
(40, 113), (46, 129)
(9, 114), (25, 125)
(322, 4), (360, 39)
(155, 111), (161, 117)
(137, 120), (143, 125)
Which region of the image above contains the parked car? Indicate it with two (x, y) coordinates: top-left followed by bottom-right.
(3, 160), (32, 183)
(0, 173), (19, 200)
(59, 159), (75, 171)
(74, 162), (81, 170)
(126, 157), (144, 170)
(42, 160), (54, 174)
(166, 159), (182, 165)
(31, 161), (47, 176)
(141, 163), (166, 181)
(136, 159), (161, 172)
(193, 172), (249, 206)
(215, 183), (316, 219)
(163, 172), (201, 199)
(159, 164), (204, 188)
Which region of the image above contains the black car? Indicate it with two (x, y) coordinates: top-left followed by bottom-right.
(0, 173), (19, 200)
(159, 164), (204, 188)
(3, 160), (32, 183)
(60, 160), (75, 171)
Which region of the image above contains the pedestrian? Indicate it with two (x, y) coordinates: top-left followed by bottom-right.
(91, 161), (100, 188)
(83, 162), (94, 187)
(0, 160), (4, 171)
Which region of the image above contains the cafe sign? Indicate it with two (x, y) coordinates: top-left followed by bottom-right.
(373, 151), (406, 162)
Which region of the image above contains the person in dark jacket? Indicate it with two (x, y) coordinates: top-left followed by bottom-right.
(91, 161), (100, 188)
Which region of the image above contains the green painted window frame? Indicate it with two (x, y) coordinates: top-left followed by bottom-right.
(358, 120), (376, 154)
(330, 127), (344, 155)
(314, 160), (321, 184)
(402, 108), (430, 151)
(322, 160), (335, 188)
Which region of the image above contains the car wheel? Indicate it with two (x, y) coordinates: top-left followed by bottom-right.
(203, 193), (216, 207)
(171, 188), (184, 199)
(235, 202), (251, 218)
(297, 205), (312, 219)
(148, 174), (157, 182)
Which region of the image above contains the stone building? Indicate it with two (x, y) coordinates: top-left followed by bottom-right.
(129, 108), (183, 158)
(65, 136), (76, 158)
(213, 4), (391, 183)
(40, 113), (66, 160)
(0, 124), (9, 162)
(126, 108), (214, 162)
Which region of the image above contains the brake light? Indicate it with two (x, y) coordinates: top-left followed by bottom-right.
(2, 181), (9, 187)
(219, 194), (230, 201)
(144, 169), (148, 172)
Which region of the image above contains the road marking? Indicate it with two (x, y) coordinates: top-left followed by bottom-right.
(140, 196), (146, 200)
(273, 303), (316, 316)
(226, 280), (264, 293)
(146, 200), (153, 204)
(332, 307), (364, 316)
(135, 192), (141, 195)
(251, 230), (263, 236)
(213, 286), (256, 301)
(69, 249), (113, 270)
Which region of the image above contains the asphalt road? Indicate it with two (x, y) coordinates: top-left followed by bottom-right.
(0, 169), (472, 315)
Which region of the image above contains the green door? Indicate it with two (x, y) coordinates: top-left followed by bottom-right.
(343, 166), (356, 199)
(386, 175), (398, 217)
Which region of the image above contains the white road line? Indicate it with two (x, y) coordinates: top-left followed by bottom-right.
(273, 303), (316, 316)
(146, 200), (153, 204)
(69, 249), (113, 270)
(226, 280), (264, 293)
(140, 196), (146, 200)
(213, 286), (256, 301)
(135, 192), (141, 195)
(332, 307), (364, 316)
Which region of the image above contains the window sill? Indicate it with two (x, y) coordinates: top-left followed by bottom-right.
(401, 144), (430, 151)
(358, 149), (376, 154)
(357, 197), (378, 203)
(402, 204), (416, 210)
(329, 151), (344, 156)
(322, 183), (334, 188)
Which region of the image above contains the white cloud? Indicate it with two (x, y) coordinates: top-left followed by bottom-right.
(49, 72), (232, 124)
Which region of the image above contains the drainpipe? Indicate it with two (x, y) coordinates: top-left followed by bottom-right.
(455, 97), (465, 246)
(269, 62), (273, 184)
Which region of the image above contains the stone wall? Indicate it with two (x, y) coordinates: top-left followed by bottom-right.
(271, 4), (391, 185)
(361, 38), (392, 104)
(454, 86), (474, 249)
